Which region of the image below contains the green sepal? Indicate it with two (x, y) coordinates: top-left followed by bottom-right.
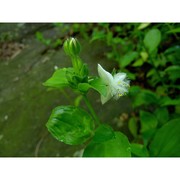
(78, 78), (107, 96)
(43, 68), (70, 88)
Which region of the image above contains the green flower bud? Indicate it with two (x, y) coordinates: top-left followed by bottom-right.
(63, 37), (81, 57)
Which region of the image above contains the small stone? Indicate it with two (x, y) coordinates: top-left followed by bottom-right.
(4, 115), (8, 120)
(0, 134), (3, 141)
(54, 65), (58, 70)
(13, 77), (19, 82)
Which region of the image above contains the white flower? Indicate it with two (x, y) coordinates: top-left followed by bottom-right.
(98, 64), (130, 104)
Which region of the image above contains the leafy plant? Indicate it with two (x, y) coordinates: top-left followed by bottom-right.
(44, 37), (131, 157)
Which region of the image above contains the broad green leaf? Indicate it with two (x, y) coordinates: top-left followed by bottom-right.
(144, 29), (161, 53)
(140, 111), (158, 133)
(165, 65), (180, 81)
(92, 124), (115, 143)
(119, 51), (138, 68)
(89, 78), (107, 97)
(149, 119), (180, 157)
(43, 68), (69, 88)
(46, 106), (94, 145)
(155, 107), (169, 127)
(128, 118), (138, 138)
(83, 131), (131, 157)
(130, 143), (149, 157)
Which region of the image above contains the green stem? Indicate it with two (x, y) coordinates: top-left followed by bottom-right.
(83, 95), (101, 126)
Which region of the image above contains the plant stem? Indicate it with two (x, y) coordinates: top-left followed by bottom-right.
(83, 95), (101, 126)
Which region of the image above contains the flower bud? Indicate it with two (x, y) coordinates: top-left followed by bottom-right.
(63, 37), (81, 56)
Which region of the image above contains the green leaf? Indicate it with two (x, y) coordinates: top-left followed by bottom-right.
(155, 107), (169, 127)
(43, 68), (69, 88)
(166, 27), (180, 34)
(130, 88), (159, 107)
(140, 51), (148, 61)
(160, 96), (180, 106)
(146, 69), (156, 78)
(46, 106), (95, 145)
(164, 45), (180, 55)
(130, 143), (149, 157)
(165, 65), (180, 81)
(128, 85), (141, 96)
(90, 30), (106, 42)
(144, 29), (161, 53)
(137, 23), (150, 30)
(119, 51), (138, 68)
(92, 124), (115, 143)
(83, 130), (131, 157)
(147, 72), (160, 87)
(89, 78), (107, 97)
(156, 86), (166, 96)
(128, 118), (138, 138)
(140, 111), (158, 133)
(142, 129), (157, 146)
(149, 119), (180, 157)
(36, 31), (44, 41)
(132, 58), (144, 67)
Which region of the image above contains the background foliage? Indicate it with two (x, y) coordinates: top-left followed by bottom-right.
(0, 23), (179, 157)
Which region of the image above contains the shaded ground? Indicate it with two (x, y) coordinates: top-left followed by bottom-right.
(0, 23), (132, 157)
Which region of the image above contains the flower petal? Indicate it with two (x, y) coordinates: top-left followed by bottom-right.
(98, 64), (113, 85)
(113, 73), (126, 82)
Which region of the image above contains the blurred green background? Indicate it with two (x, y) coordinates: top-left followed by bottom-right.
(0, 23), (179, 157)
